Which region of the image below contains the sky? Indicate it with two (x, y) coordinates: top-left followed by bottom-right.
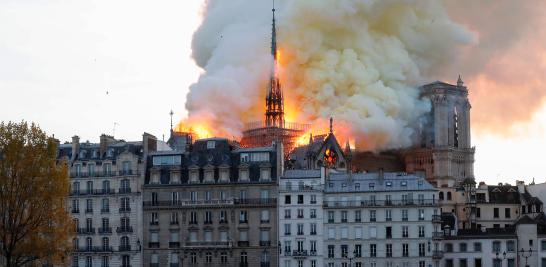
(0, 0), (545, 185)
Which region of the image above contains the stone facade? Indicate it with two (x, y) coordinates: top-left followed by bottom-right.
(142, 138), (281, 267)
(279, 169), (325, 267)
(58, 134), (152, 267)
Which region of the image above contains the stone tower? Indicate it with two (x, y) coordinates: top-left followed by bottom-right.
(402, 76), (475, 185)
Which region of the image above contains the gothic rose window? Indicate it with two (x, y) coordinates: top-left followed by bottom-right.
(324, 148), (337, 168)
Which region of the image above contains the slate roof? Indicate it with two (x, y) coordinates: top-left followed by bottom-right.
(324, 172), (436, 193)
(283, 169), (322, 179)
(487, 185), (521, 204)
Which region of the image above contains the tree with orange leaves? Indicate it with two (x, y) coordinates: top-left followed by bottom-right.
(0, 121), (72, 267)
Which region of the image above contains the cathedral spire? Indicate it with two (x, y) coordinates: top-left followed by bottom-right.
(265, 0), (285, 128)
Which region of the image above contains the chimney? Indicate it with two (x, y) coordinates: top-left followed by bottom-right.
(142, 132), (158, 157)
(100, 134), (116, 157)
(378, 168), (384, 180)
(71, 135), (80, 160)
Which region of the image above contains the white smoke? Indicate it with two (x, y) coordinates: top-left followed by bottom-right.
(185, 0), (474, 150)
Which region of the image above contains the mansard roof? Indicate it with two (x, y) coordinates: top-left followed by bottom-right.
(487, 185), (521, 204)
(325, 171), (436, 193)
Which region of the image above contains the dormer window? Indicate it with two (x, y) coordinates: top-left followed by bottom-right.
(107, 148), (114, 158)
(219, 168), (230, 183)
(369, 183), (375, 190)
(207, 141), (215, 149)
(401, 181), (408, 187)
(92, 150), (98, 158)
(240, 153), (249, 163)
(386, 181), (392, 187)
(79, 150), (86, 159)
(259, 167), (271, 182)
(239, 168), (249, 182)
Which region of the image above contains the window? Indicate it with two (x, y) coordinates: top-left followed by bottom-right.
(447, 191), (452, 200)
(239, 230), (248, 242)
(445, 243), (453, 252)
(386, 244), (392, 257)
(505, 208), (511, 218)
(402, 226), (409, 238)
(355, 227), (363, 239)
(402, 243), (409, 257)
(205, 211), (212, 224)
(385, 209), (392, 221)
(402, 209), (408, 221)
(477, 207), (481, 217)
(474, 242), (482, 252)
(284, 241), (291, 253)
(170, 212), (179, 225)
(386, 226), (392, 239)
(297, 209), (304, 219)
(328, 211), (335, 223)
(150, 212), (158, 225)
(328, 245), (335, 258)
(355, 244), (362, 257)
(492, 241), (501, 252)
(101, 198), (109, 212)
(459, 243), (467, 252)
(85, 256), (92, 267)
(419, 243), (426, 257)
(285, 195), (291, 204)
(86, 199), (93, 213)
(418, 209), (425, 220)
(298, 195), (304, 204)
(369, 210), (376, 222)
(418, 226), (425, 237)
(310, 223), (317, 235)
(120, 197), (130, 211)
(261, 210), (270, 223)
(542, 240), (546, 251)
(341, 227), (348, 239)
(310, 240), (317, 253)
(341, 244), (348, 258)
(370, 244), (376, 257)
(284, 224), (291, 235)
(507, 240), (515, 252)
(190, 252), (197, 264)
(239, 210), (248, 223)
(220, 210), (227, 223)
(285, 209), (291, 219)
(494, 208), (499, 218)
(355, 210), (361, 222)
(310, 195), (317, 204)
(221, 252), (228, 264)
(310, 209), (316, 218)
(297, 224), (304, 235)
(341, 211), (348, 222)
(459, 259), (467, 267)
(205, 252), (212, 263)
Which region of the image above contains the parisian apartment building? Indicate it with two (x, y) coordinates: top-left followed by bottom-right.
(141, 136), (282, 267)
(57, 134), (156, 267)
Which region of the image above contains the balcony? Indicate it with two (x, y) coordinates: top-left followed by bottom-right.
(219, 220), (228, 224)
(260, 241), (271, 247)
(119, 207), (131, 213)
(184, 241), (232, 248)
(118, 245), (132, 252)
(169, 242), (181, 248)
(116, 226), (133, 233)
(76, 246), (113, 253)
(432, 231), (444, 240)
(292, 250), (308, 258)
(233, 198), (276, 206)
(260, 263), (271, 267)
(204, 220), (213, 225)
(323, 199), (437, 208)
(70, 170), (139, 178)
(261, 219), (270, 223)
(238, 241), (249, 247)
(310, 250), (317, 256)
(98, 227), (112, 234)
(101, 208), (110, 213)
(85, 209), (93, 214)
(432, 250), (444, 259)
(432, 215), (442, 223)
(148, 242), (160, 248)
(239, 263), (248, 267)
(143, 199), (234, 207)
(71, 209), (80, 214)
(77, 227), (95, 235)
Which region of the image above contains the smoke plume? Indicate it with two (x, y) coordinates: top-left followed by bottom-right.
(184, 0), (474, 150)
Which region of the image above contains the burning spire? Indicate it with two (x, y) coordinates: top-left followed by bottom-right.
(265, 0), (284, 128)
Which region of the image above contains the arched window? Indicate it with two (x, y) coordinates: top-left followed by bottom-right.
(453, 106), (459, 148)
(447, 192), (452, 200)
(120, 236), (129, 247)
(102, 237), (109, 251)
(439, 192), (444, 200)
(86, 237), (92, 250)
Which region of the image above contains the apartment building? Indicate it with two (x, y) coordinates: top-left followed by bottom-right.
(323, 171), (439, 267)
(279, 169), (325, 267)
(58, 134), (154, 267)
(142, 138), (281, 267)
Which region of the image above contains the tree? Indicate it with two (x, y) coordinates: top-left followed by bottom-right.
(0, 121), (71, 267)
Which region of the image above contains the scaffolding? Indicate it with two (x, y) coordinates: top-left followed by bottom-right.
(240, 121), (310, 156)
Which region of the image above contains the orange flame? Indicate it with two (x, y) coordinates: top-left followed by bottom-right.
(175, 121), (213, 140)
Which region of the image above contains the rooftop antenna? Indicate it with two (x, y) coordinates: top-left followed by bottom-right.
(112, 122), (118, 137)
(169, 110), (174, 133)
